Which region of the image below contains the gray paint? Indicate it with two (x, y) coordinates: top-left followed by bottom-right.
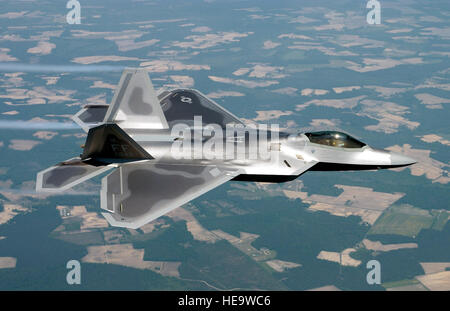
(154, 163), (207, 175)
(79, 106), (108, 123)
(119, 167), (204, 217)
(128, 87), (152, 115)
(108, 73), (132, 120)
(43, 166), (88, 187)
(161, 89), (242, 128)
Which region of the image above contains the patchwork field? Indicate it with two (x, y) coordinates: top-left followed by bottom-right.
(369, 205), (448, 237)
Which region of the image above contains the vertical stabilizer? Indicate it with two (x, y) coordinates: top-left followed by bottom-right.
(81, 123), (153, 165)
(104, 68), (169, 130)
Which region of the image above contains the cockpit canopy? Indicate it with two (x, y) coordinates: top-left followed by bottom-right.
(305, 131), (366, 148)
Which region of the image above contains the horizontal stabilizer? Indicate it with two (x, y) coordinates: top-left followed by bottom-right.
(72, 104), (109, 133)
(100, 162), (242, 229)
(36, 158), (112, 192)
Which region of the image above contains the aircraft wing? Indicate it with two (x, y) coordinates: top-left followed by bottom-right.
(159, 89), (244, 128)
(292, 160), (318, 176)
(100, 162), (243, 229)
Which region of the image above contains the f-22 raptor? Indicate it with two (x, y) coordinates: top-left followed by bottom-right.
(36, 69), (416, 229)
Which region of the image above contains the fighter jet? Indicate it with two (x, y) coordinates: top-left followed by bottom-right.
(36, 68), (416, 229)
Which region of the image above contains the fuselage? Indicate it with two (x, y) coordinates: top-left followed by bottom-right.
(119, 127), (416, 183)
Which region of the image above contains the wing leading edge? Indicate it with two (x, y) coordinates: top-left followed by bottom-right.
(100, 162), (243, 229)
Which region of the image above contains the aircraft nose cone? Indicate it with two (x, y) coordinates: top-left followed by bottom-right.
(389, 152), (417, 167)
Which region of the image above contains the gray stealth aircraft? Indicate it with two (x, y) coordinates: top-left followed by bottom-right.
(36, 69), (416, 229)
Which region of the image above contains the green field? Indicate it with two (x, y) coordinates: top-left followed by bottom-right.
(369, 205), (448, 238)
(382, 278), (421, 290)
(430, 210), (450, 231)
